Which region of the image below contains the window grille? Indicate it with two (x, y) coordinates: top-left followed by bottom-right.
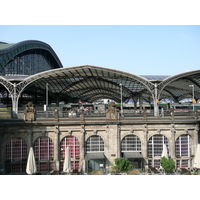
(5, 137), (27, 173)
(34, 136), (54, 172)
(175, 134), (191, 157)
(60, 136), (80, 171)
(3, 53), (52, 76)
(121, 135), (141, 152)
(86, 135), (104, 152)
(148, 135), (169, 157)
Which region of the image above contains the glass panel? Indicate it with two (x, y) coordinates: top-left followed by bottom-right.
(86, 135), (104, 152)
(5, 137), (27, 174)
(121, 135), (142, 152)
(175, 135), (190, 157)
(60, 136), (80, 171)
(148, 135), (169, 157)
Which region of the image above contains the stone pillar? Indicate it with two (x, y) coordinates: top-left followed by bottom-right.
(142, 125), (148, 171)
(80, 126), (85, 173)
(170, 127), (176, 160)
(54, 126), (60, 171)
(11, 83), (19, 118)
(117, 125), (121, 158)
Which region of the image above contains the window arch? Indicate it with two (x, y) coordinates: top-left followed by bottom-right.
(5, 137), (27, 174)
(34, 136), (54, 172)
(148, 134), (169, 168)
(86, 135), (104, 152)
(60, 136), (80, 171)
(121, 135), (141, 152)
(175, 134), (191, 157)
(148, 135), (169, 157)
(175, 134), (191, 168)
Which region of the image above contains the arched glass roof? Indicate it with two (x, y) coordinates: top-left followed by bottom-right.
(16, 65), (155, 103)
(158, 70), (200, 101)
(0, 40), (63, 76)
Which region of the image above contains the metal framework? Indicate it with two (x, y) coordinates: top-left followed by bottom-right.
(157, 70), (200, 101)
(1, 40), (200, 118)
(0, 40), (63, 75)
(15, 65), (155, 102)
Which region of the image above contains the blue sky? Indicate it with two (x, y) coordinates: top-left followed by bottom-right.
(1, 25), (200, 76)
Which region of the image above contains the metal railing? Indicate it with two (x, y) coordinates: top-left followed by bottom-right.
(0, 109), (198, 120)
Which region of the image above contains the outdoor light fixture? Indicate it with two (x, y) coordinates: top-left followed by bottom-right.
(119, 83), (124, 117)
(46, 83), (49, 107)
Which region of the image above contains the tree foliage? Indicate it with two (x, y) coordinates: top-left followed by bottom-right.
(113, 158), (132, 173)
(160, 157), (175, 172)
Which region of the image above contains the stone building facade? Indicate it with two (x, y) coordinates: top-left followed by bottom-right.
(0, 117), (199, 174)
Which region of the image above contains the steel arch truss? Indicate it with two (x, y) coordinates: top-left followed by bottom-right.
(158, 70), (200, 101)
(0, 76), (14, 94)
(16, 65), (155, 103)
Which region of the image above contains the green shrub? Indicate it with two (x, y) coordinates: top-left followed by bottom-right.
(113, 158), (132, 173)
(160, 157), (175, 173)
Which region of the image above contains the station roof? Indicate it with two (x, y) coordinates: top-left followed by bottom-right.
(16, 65), (155, 103)
(1, 40), (200, 103)
(1, 66), (200, 103)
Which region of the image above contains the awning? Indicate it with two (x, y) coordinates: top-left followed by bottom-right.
(85, 152), (105, 160)
(123, 152), (143, 159)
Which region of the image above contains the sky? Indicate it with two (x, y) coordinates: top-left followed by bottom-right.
(0, 25), (200, 76)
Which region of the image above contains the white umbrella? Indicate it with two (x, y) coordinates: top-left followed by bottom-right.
(63, 146), (72, 173)
(161, 144), (168, 158)
(26, 147), (37, 175)
(194, 144), (200, 168)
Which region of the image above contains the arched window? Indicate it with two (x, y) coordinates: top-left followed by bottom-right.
(86, 135), (104, 152)
(5, 137), (27, 174)
(34, 136), (54, 172)
(148, 135), (169, 157)
(148, 135), (169, 168)
(175, 134), (191, 168)
(60, 136), (80, 171)
(121, 135), (141, 152)
(175, 134), (191, 157)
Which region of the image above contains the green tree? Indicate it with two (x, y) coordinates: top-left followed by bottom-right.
(160, 157), (175, 173)
(113, 158), (132, 173)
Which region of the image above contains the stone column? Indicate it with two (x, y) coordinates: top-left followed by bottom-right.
(117, 125), (121, 158)
(170, 127), (176, 160)
(54, 126), (60, 171)
(80, 127), (85, 173)
(142, 125), (148, 171)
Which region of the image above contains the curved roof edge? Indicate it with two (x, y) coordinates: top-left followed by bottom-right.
(158, 69), (200, 90)
(19, 64), (155, 92)
(0, 40), (63, 70)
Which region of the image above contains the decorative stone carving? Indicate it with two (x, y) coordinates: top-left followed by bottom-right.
(106, 102), (119, 120)
(24, 102), (36, 121)
(79, 108), (85, 121)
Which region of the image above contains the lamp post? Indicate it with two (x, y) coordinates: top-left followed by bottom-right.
(46, 83), (49, 108)
(119, 83), (124, 117)
(46, 83), (49, 118)
(189, 85), (194, 111)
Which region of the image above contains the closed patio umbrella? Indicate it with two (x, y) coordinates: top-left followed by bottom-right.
(26, 147), (37, 175)
(161, 144), (168, 158)
(63, 146), (71, 173)
(194, 144), (200, 169)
